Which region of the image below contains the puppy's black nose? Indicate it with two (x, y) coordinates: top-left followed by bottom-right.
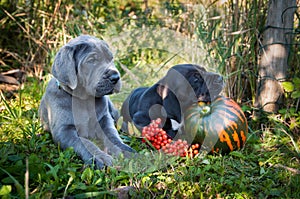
(108, 72), (120, 84)
(214, 75), (223, 84)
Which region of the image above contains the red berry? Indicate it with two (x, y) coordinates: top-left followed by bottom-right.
(142, 118), (198, 158)
(155, 118), (161, 124)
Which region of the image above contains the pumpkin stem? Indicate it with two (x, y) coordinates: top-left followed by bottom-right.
(199, 106), (211, 116)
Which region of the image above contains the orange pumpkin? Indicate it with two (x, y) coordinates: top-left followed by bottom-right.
(183, 96), (248, 153)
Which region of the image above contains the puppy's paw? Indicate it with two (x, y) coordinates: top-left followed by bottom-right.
(122, 147), (137, 159)
(117, 143), (136, 158)
(92, 158), (105, 169)
(94, 153), (113, 169)
(108, 143), (135, 155)
(86, 150), (113, 169)
(122, 143), (136, 152)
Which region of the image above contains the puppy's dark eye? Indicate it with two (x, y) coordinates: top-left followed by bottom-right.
(214, 76), (223, 84)
(86, 57), (96, 64)
(194, 77), (203, 84)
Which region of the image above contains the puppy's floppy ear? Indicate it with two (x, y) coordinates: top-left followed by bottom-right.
(52, 46), (77, 90)
(158, 68), (190, 98)
(157, 84), (168, 100)
(158, 67), (198, 110)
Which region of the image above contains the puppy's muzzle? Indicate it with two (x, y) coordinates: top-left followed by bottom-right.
(212, 75), (223, 86)
(104, 70), (120, 84)
(101, 69), (122, 94)
(108, 72), (120, 84)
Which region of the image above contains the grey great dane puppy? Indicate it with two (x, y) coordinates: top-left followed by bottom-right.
(39, 35), (135, 169)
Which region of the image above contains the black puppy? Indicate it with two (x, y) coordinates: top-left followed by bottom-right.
(121, 64), (224, 138)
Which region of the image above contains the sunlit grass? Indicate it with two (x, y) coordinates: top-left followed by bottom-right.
(0, 78), (299, 198)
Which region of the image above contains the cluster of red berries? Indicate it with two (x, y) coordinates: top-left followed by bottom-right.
(141, 118), (201, 157)
(182, 143), (200, 157)
(161, 139), (188, 157)
(142, 118), (172, 150)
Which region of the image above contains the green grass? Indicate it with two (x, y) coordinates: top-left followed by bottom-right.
(0, 79), (299, 198)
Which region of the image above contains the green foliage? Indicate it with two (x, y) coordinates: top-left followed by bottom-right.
(282, 77), (300, 99)
(1, 79), (300, 198)
(195, 1), (269, 103)
(279, 77), (300, 136)
(0, 0), (300, 198)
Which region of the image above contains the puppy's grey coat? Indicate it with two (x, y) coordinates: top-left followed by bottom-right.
(39, 35), (134, 169)
(121, 64), (224, 138)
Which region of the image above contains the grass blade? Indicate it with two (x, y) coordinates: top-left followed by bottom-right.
(0, 167), (24, 197)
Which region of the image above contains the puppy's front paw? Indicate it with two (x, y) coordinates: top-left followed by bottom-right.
(93, 158), (105, 169)
(109, 143), (136, 157)
(117, 143), (136, 158)
(122, 147), (137, 159)
(101, 153), (114, 166)
(122, 143), (136, 152)
(92, 152), (113, 169)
